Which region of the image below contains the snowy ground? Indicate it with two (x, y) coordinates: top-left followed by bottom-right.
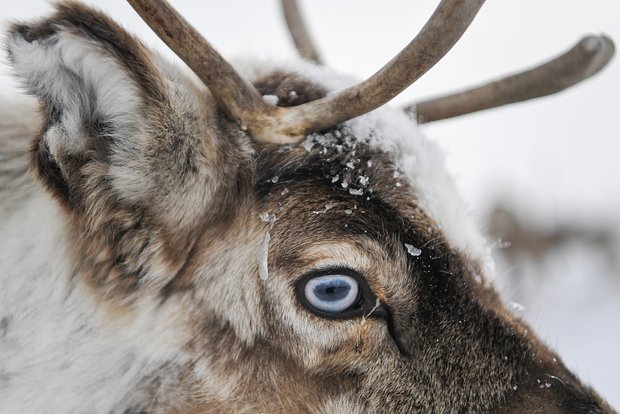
(1, 0), (619, 407)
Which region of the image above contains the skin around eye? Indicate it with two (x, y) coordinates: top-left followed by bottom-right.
(304, 274), (359, 313)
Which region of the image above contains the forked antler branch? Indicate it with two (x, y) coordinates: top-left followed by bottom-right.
(409, 35), (615, 123)
(272, 0), (485, 139)
(281, 0), (322, 64)
(128, 0), (484, 143)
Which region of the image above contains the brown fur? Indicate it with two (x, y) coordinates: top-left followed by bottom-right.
(2, 2), (615, 413)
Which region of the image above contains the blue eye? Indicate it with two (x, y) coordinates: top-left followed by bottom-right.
(304, 274), (359, 313)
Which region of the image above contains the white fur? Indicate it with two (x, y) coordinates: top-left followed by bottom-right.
(0, 188), (191, 413)
(2, 26), (234, 412)
(9, 30), (143, 159)
(191, 223), (268, 344)
(318, 394), (365, 414)
(7, 27), (219, 234)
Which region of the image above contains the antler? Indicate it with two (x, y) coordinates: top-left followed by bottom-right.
(128, 0), (485, 144)
(281, 0), (322, 64)
(409, 35), (615, 123)
(126, 0), (279, 139)
(273, 0), (485, 139)
(278, 1), (615, 126)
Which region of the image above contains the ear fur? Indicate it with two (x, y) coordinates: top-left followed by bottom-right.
(7, 2), (166, 205)
(6, 2), (254, 294)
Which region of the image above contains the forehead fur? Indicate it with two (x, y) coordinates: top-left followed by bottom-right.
(244, 58), (490, 273)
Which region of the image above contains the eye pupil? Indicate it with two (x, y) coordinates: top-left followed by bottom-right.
(314, 281), (350, 301)
(304, 274), (359, 314)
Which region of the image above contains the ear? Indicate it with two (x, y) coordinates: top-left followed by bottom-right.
(7, 2), (252, 292)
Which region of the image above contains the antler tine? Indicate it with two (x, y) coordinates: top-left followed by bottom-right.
(409, 35), (615, 123)
(126, 0), (284, 142)
(281, 0), (322, 64)
(271, 0), (485, 140)
(129, 0), (485, 143)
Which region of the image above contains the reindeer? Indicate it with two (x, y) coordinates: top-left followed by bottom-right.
(0, 0), (616, 412)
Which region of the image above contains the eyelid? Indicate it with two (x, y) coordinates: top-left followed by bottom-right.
(294, 266), (389, 320)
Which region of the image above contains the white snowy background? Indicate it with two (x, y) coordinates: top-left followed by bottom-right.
(1, 0), (618, 407)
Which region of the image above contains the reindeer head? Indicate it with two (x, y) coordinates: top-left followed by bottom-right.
(4, 0), (616, 412)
